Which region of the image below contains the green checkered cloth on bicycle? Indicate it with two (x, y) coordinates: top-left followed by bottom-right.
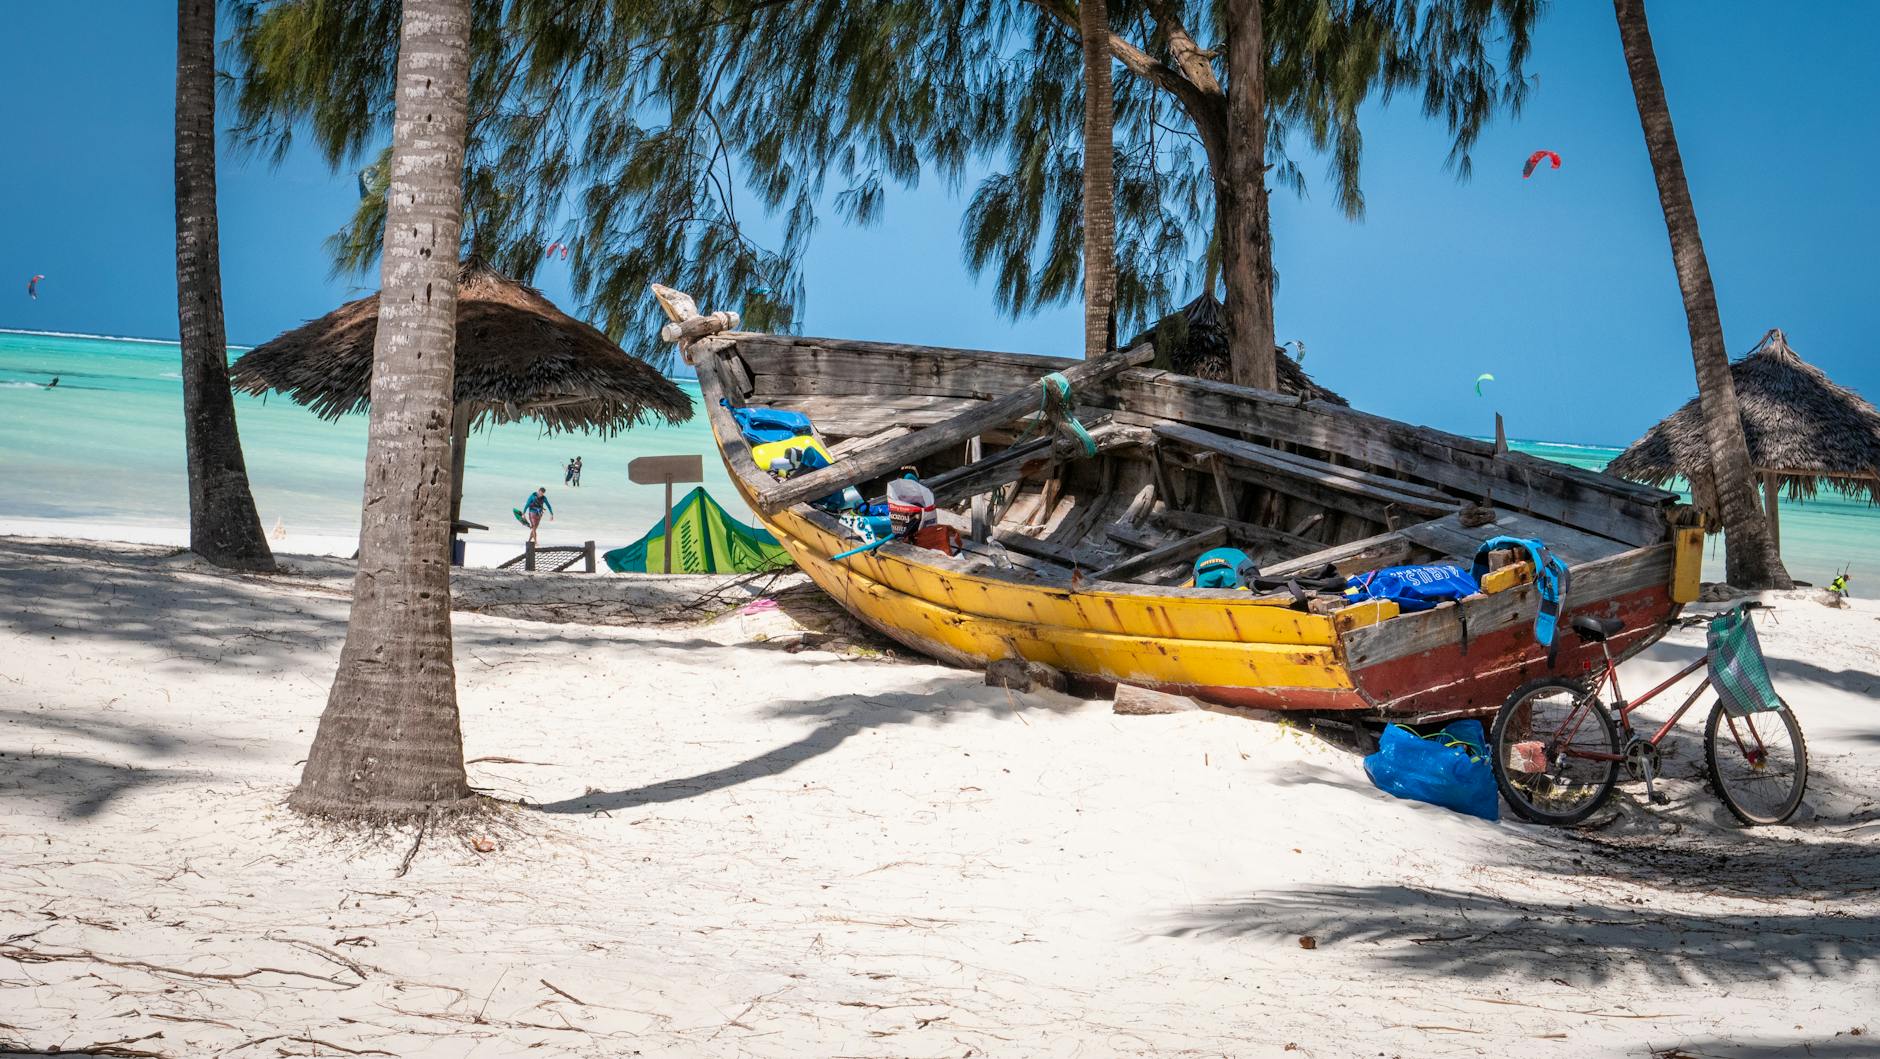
(1707, 606), (1783, 718)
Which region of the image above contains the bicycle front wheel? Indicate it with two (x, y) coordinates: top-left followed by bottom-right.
(1490, 679), (1621, 826)
(1706, 699), (1808, 825)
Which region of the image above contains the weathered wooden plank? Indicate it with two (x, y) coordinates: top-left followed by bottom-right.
(737, 335), (1079, 399)
(1155, 422), (1456, 517)
(1093, 526), (1229, 582)
(828, 425), (912, 460)
(750, 393), (978, 438)
(750, 342), (1156, 514)
(994, 530), (1105, 568)
(1260, 528), (1416, 578)
(1153, 509), (1322, 561)
(1111, 369), (1674, 545)
(926, 424), (1144, 508)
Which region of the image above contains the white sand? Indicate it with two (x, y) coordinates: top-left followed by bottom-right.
(1, 535), (1876, 1058)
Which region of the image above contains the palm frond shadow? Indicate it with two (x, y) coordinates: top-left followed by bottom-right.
(1159, 883), (1880, 986)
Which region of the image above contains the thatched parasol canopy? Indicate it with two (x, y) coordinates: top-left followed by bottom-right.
(1609, 329), (1880, 505)
(1126, 291), (1349, 405)
(1608, 329), (1880, 552)
(231, 262), (693, 434)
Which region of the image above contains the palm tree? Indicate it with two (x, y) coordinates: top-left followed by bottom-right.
(290, 0), (477, 819)
(1222, 0), (1275, 390)
(1080, 0), (1116, 359)
(1612, 0), (1791, 588)
(174, 0), (274, 572)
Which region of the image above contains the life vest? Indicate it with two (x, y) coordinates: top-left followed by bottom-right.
(1471, 536), (1571, 664)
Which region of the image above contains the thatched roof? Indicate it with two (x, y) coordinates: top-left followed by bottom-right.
(1126, 291), (1349, 405)
(232, 262), (693, 434)
(1608, 329), (1880, 506)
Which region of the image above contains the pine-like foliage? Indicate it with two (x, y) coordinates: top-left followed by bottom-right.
(227, 0), (1537, 365)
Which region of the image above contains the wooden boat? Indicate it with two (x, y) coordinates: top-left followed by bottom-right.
(654, 287), (1704, 720)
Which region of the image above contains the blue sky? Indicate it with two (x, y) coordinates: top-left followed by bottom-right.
(1, 1), (1874, 446)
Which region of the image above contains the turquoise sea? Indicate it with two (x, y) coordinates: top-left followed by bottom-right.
(2, 329), (1874, 584)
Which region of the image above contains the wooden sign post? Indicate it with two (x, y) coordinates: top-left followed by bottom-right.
(628, 454), (705, 573)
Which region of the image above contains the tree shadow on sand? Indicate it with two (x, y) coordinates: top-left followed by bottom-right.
(0, 708), (213, 819)
(533, 675), (1070, 814)
(1158, 882), (1880, 987)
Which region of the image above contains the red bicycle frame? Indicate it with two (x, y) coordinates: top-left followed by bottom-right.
(1554, 648), (1720, 764)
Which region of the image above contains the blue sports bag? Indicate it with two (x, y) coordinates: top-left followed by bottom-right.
(1362, 719), (1500, 821)
(1345, 564), (1479, 612)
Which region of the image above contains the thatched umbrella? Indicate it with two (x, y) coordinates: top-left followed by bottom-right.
(1126, 291), (1349, 405)
(232, 262), (694, 528)
(1608, 328), (1880, 553)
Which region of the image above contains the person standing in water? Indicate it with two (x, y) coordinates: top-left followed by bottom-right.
(564, 458), (577, 486)
(522, 487), (554, 544)
(572, 456), (583, 487)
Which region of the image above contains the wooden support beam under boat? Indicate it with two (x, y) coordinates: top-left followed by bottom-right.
(743, 341), (1157, 514)
(1093, 526), (1229, 583)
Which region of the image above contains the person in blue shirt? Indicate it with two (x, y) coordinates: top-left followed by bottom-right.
(522, 487), (554, 544)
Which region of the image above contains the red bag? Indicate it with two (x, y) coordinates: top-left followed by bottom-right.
(912, 525), (961, 557)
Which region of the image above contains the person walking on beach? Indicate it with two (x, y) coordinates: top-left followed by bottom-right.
(522, 487), (554, 544)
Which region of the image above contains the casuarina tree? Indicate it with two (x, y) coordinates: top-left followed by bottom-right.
(291, 0), (478, 818)
(231, 1), (1538, 384)
(1080, 0), (1117, 358)
(174, 0), (274, 572)
(1611, 0), (1790, 588)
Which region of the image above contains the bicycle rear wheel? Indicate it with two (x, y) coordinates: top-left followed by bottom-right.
(1705, 699), (1808, 825)
(1490, 679), (1621, 825)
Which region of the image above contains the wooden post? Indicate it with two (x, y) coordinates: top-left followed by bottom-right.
(1493, 413), (1508, 456)
(663, 477), (675, 573)
(448, 403), (472, 562)
(1761, 471), (1782, 556)
(967, 436), (989, 543)
(583, 540), (596, 573)
(524, 540), (536, 572)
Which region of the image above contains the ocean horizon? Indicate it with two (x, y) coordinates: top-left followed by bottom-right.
(3, 328), (1873, 584)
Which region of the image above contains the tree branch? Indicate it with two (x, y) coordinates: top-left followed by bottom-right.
(1148, 0), (1221, 96)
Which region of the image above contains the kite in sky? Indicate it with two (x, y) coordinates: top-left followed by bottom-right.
(1522, 150), (1562, 179)
(1475, 373), (1495, 397)
(27, 274), (43, 299)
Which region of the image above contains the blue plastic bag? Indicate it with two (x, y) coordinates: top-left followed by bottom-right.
(730, 404), (814, 444)
(1345, 564), (1479, 612)
(1362, 719), (1500, 821)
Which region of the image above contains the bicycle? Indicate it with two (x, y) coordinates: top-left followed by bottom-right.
(1489, 603), (1808, 827)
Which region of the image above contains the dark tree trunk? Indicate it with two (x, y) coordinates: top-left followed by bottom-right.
(1612, 0), (1790, 588)
(174, 0), (274, 572)
(1080, 0), (1117, 359)
(291, 0), (476, 818)
(1221, 0), (1276, 391)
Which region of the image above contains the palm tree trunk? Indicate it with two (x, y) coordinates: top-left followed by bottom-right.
(1612, 0), (1789, 589)
(1221, 0), (1276, 391)
(291, 0), (475, 818)
(174, 0), (274, 573)
(1080, 0), (1117, 359)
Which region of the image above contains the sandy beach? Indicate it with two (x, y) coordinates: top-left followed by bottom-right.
(2, 534), (1875, 1058)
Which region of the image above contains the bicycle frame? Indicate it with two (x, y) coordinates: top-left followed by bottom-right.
(1553, 642), (1713, 764)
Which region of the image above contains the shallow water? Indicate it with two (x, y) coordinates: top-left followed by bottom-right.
(2, 329), (1871, 584)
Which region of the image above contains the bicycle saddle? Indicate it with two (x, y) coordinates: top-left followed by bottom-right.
(1570, 615), (1625, 642)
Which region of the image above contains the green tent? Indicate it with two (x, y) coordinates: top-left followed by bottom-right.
(603, 487), (793, 574)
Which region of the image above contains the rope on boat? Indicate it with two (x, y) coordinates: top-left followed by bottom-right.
(1020, 372), (1099, 457)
